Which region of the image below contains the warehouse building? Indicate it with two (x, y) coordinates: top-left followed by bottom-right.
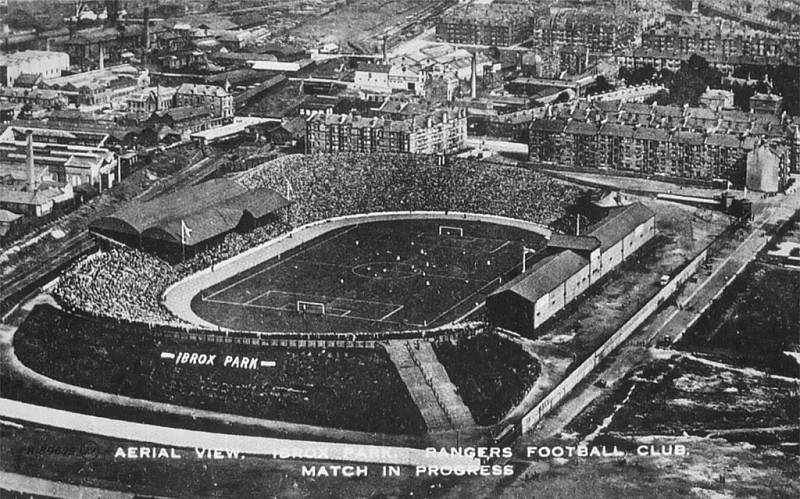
(0, 50), (70, 87)
(487, 203), (655, 336)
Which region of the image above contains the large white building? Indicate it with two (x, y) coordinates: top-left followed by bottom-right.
(487, 203), (656, 334)
(0, 50), (70, 87)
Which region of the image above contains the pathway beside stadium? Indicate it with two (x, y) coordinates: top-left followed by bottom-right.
(409, 342), (476, 429)
(385, 342), (454, 433)
(0, 399), (481, 470)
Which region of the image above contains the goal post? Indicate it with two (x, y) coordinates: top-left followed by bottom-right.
(438, 225), (464, 237)
(297, 300), (326, 314)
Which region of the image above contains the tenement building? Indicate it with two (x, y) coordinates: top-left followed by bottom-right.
(529, 11), (639, 55)
(641, 19), (800, 61)
(528, 101), (799, 187)
(435, 2), (545, 46)
(306, 109), (467, 154)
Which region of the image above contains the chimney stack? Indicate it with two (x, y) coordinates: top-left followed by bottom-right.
(26, 130), (35, 193)
(144, 7), (151, 50)
(470, 52), (477, 99)
(99, 45), (105, 70)
(382, 36), (387, 63)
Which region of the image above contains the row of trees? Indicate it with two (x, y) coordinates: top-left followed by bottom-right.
(618, 55), (800, 114)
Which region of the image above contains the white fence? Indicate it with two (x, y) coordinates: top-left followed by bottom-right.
(520, 247), (709, 433)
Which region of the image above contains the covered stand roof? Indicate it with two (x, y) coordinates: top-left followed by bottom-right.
(90, 178), (290, 245)
(587, 202), (654, 251)
(488, 250), (589, 305)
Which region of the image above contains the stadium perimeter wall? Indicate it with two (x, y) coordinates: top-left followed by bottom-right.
(519, 246), (709, 434)
(163, 211), (552, 334)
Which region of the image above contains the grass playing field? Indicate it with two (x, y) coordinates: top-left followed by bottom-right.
(191, 219), (548, 333)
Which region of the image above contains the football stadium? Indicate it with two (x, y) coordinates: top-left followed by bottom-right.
(9, 152), (659, 449)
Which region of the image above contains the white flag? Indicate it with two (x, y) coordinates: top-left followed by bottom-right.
(181, 219), (192, 245)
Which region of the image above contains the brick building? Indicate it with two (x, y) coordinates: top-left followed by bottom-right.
(641, 20), (800, 62)
(174, 83), (233, 118)
(306, 109), (467, 155)
(528, 101), (798, 186)
(435, 2), (545, 47)
(530, 11), (638, 55)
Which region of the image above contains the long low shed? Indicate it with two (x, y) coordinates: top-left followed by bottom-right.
(487, 202), (655, 336)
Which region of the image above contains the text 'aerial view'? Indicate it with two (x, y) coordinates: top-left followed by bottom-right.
(0, 0), (798, 497)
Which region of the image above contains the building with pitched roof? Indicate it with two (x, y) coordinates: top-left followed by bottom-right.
(89, 178), (290, 261)
(487, 203), (655, 335)
(174, 83), (233, 118)
(527, 101), (799, 186)
(0, 50), (70, 87)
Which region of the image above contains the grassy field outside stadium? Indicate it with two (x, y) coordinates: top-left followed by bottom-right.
(191, 219), (548, 333)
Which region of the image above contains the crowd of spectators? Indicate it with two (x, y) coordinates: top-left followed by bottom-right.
(55, 153), (583, 325)
(434, 333), (541, 425)
(237, 153), (582, 227)
(14, 304), (427, 435)
(54, 249), (183, 324)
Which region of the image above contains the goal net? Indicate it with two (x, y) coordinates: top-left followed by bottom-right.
(297, 300), (326, 314)
(438, 225), (464, 237)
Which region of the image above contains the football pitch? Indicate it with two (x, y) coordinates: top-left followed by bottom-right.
(191, 219), (547, 333)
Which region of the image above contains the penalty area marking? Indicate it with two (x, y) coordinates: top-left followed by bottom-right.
(205, 290), (405, 324)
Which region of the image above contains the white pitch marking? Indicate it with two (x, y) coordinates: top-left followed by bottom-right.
(379, 305), (404, 321)
(489, 241), (511, 254)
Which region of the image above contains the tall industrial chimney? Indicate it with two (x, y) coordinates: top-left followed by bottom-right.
(99, 45), (105, 70)
(382, 36), (387, 63)
(26, 130), (35, 193)
(470, 52), (477, 99)
(144, 7), (151, 50)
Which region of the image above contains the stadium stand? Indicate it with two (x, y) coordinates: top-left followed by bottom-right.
(433, 333), (540, 425)
(89, 178), (290, 261)
(487, 203), (656, 335)
(57, 154), (584, 326)
(14, 304), (427, 434)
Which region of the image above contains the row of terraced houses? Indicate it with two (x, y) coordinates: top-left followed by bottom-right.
(528, 101), (799, 187)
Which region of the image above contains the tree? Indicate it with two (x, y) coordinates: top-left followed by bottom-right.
(586, 75), (613, 96)
(663, 54), (722, 106)
(554, 91), (571, 104)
